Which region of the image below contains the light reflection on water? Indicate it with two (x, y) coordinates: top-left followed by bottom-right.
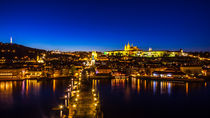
(0, 81), (14, 107)
(94, 78), (209, 118)
(97, 77), (207, 96)
(0, 80), (59, 99)
(0, 79), (67, 118)
(0, 78), (209, 118)
(0, 80), (42, 107)
(0, 78), (208, 101)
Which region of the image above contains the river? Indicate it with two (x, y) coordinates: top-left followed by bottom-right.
(0, 78), (209, 118)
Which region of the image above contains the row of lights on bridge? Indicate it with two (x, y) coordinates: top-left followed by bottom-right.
(55, 70), (99, 118)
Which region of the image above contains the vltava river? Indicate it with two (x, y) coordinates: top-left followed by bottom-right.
(0, 78), (209, 118)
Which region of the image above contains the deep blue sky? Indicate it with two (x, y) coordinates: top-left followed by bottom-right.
(0, 0), (209, 51)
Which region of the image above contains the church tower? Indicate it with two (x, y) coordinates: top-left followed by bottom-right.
(124, 44), (127, 51)
(127, 42), (130, 50)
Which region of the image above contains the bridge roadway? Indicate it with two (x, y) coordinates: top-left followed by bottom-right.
(68, 69), (102, 118)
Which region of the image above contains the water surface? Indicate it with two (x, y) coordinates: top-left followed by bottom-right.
(0, 79), (70, 118)
(94, 78), (210, 118)
(0, 78), (209, 118)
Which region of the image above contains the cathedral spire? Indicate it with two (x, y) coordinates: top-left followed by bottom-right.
(124, 44), (127, 51)
(127, 42), (130, 50)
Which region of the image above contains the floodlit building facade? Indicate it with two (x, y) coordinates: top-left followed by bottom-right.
(104, 42), (187, 57)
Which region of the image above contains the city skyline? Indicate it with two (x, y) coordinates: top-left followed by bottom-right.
(1, 36), (209, 52)
(0, 0), (210, 51)
(0, 1), (210, 118)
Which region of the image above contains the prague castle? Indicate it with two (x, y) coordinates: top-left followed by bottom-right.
(104, 42), (187, 57)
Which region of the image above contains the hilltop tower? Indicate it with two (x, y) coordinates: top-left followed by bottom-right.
(10, 36), (12, 44)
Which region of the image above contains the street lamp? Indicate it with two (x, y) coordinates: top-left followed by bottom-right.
(73, 104), (76, 108)
(67, 89), (71, 98)
(59, 105), (63, 118)
(64, 95), (68, 106)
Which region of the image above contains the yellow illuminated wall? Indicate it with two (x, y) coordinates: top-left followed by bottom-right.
(104, 43), (183, 57)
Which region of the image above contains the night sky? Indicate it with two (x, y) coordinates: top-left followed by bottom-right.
(0, 0), (209, 51)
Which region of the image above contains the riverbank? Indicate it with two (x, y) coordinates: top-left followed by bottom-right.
(0, 75), (75, 81)
(0, 78), (24, 81)
(89, 75), (205, 82)
(136, 76), (205, 82)
(0, 75), (206, 82)
(89, 76), (114, 79)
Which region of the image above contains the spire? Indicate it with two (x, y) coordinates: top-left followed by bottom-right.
(124, 44), (127, 51)
(10, 36), (12, 44)
(149, 48), (152, 51)
(127, 42), (130, 50)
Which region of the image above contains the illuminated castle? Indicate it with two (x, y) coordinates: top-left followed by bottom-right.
(104, 42), (187, 57)
(124, 42), (140, 51)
